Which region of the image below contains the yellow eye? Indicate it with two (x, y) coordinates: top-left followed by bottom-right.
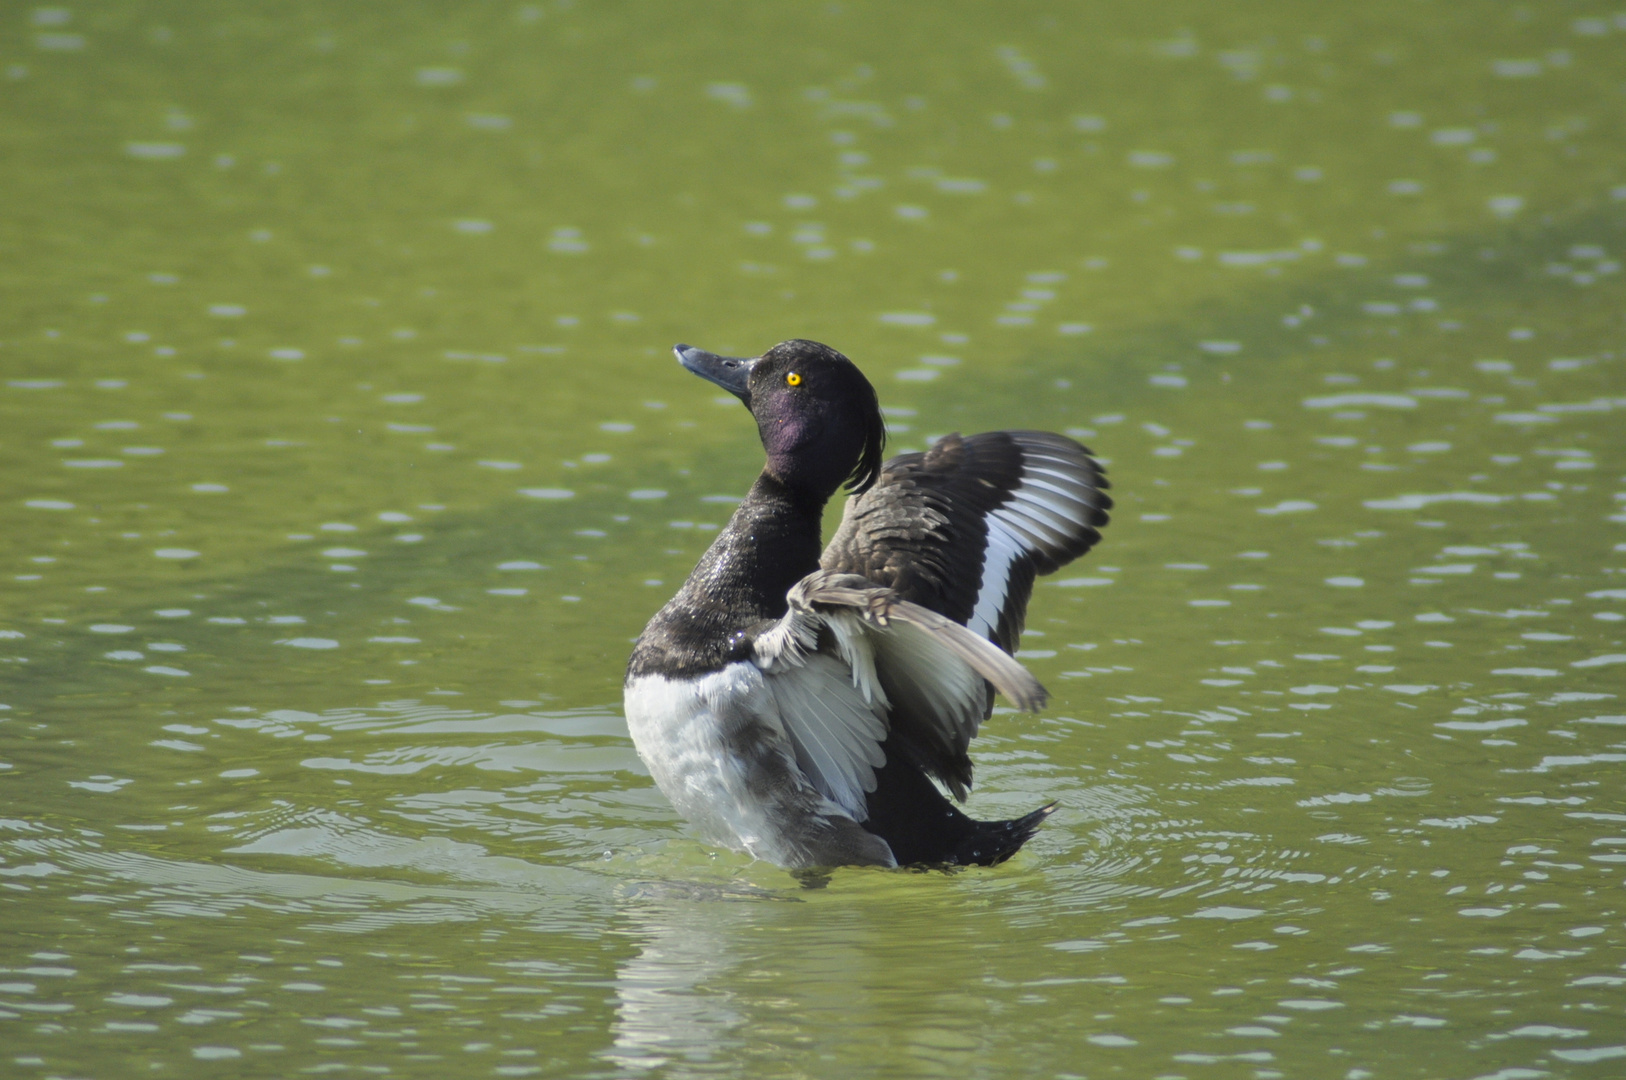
(786, 372), (802, 387)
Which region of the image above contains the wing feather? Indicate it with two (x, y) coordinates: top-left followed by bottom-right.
(764, 651), (887, 820)
(817, 430), (1108, 792)
(748, 570), (1050, 813)
(822, 429), (1110, 650)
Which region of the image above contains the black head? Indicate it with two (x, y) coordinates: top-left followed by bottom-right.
(675, 339), (886, 498)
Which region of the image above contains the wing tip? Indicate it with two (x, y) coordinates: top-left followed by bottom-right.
(1015, 680), (1049, 713)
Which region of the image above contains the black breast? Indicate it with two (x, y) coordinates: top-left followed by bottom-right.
(626, 474), (825, 681)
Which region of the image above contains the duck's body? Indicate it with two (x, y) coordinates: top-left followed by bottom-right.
(625, 340), (1110, 869)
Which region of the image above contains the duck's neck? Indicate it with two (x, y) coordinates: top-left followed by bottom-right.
(627, 471), (830, 679)
(686, 471), (828, 621)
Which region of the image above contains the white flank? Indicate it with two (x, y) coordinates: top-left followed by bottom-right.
(624, 665), (792, 859)
(624, 659), (887, 857)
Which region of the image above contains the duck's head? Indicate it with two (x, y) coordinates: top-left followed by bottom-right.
(675, 339), (885, 498)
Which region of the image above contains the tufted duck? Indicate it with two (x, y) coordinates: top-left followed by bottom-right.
(624, 339), (1111, 868)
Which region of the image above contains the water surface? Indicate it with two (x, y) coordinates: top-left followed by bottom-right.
(3, 2), (1625, 1077)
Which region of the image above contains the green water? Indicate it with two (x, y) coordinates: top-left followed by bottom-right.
(3, 2), (1625, 1076)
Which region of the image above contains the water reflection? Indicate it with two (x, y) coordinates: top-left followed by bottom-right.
(605, 894), (762, 1071)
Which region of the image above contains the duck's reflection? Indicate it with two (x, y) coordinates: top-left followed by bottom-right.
(603, 885), (773, 1071)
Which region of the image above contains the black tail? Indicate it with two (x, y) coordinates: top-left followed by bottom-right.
(952, 802), (1056, 867)
(861, 748), (1054, 867)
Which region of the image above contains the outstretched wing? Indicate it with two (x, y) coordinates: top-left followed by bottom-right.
(820, 430), (1109, 795)
(822, 430), (1111, 652)
(750, 571), (1046, 818)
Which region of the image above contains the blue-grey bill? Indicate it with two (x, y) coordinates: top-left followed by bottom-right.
(675, 344), (756, 403)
